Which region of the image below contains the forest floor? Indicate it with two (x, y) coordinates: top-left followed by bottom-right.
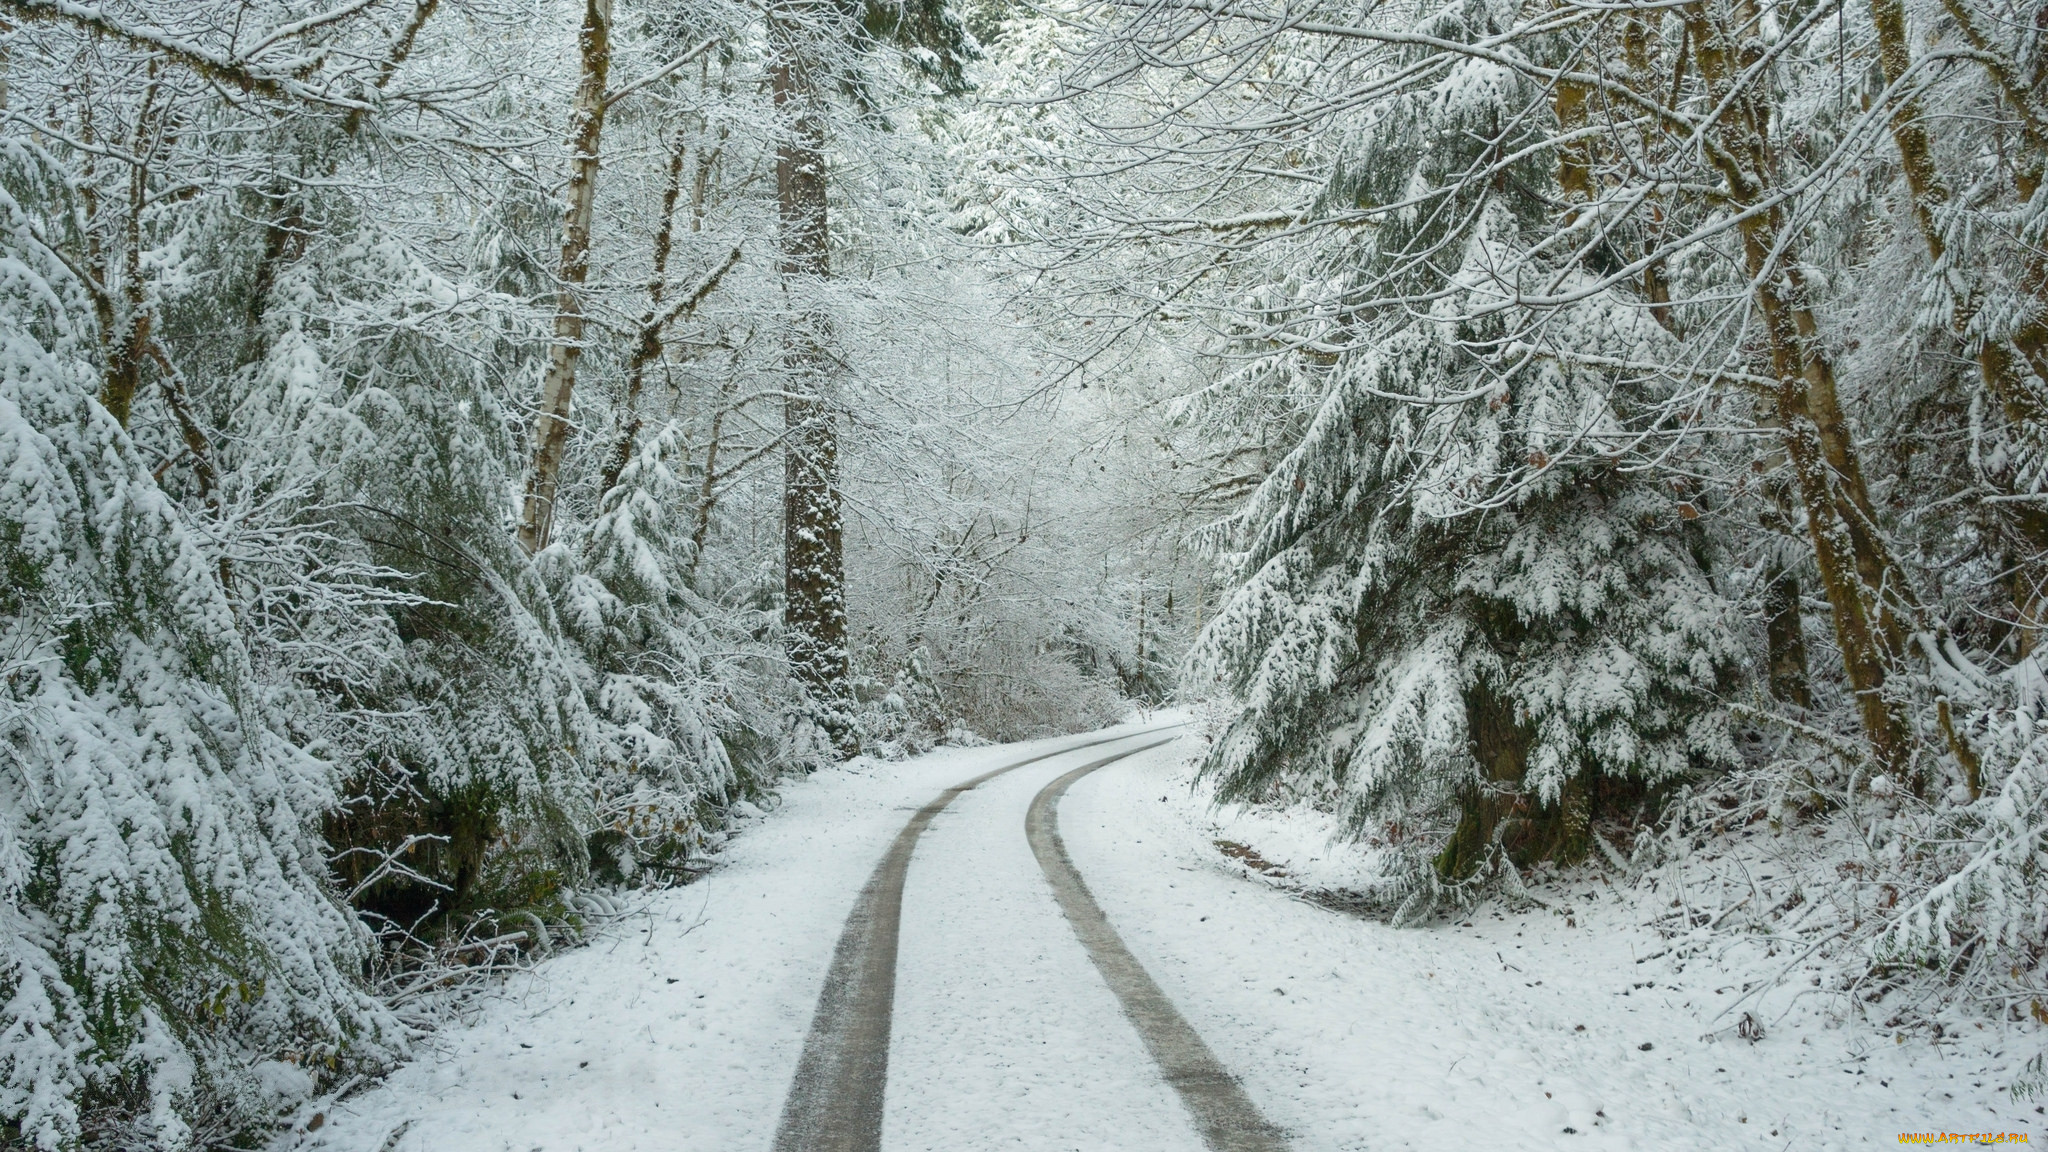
(293, 723), (2040, 1152)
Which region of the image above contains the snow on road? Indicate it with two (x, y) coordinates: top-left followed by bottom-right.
(886, 740), (1205, 1150)
(297, 728), (2041, 1152)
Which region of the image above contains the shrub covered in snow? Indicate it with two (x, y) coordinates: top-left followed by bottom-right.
(0, 147), (399, 1148)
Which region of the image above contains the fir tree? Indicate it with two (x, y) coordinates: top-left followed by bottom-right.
(0, 141), (398, 1149)
(1188, 0), (1746, 902)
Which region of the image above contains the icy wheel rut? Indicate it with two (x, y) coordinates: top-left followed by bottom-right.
(1026, 758), (1289, 1152)
(770, 731), (1167, 1151)
(772, 728), (1284, 1152)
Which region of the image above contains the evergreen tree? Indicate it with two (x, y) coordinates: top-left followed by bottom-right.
(770, 0), (976, 754)
(1187, 1), (1745, 902)
(0, 142), (397, 1149)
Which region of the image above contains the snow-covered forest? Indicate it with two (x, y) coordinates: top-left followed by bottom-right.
(1, 0), (2045, 1142)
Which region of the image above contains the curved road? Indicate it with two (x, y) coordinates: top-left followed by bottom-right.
(773, 729), (1287, 1152)
(301, 725), (2012, 1152)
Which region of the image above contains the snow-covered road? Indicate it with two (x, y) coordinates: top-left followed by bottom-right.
(773, 729), (1196, 1151)
(300, 727), (2040, 1152)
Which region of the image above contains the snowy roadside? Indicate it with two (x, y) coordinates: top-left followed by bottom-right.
(1078, 741), (2044, 1149)
(286, 722), (1173, 1152)
(287, 724), (2038, 1152)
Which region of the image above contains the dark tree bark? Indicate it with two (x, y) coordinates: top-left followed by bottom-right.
(771, 6), (854, 752)
(1437, 680), (1532, 882)
(1437, 678), (1611, 882)
(1764, 565), (1813, 710)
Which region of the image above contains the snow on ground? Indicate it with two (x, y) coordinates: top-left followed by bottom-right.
(885, 739), (1205, 1150)
(295, 728), (2042, 1152)
(1102, 744), (2045, 1149)
(293, 721), (1170, 1152)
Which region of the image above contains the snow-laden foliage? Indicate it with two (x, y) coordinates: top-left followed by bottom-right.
(0, 145), (397, 1148)
(208, 221), (774, 918)
(959, 0), (2048, 1026)
(1874, 670), (2048, 1006)
(1189, 206), (1745, 901)
(0, 0), (1177, 1135)
(540, 420), (773, 879)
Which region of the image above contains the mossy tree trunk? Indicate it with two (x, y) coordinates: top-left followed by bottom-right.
(1437, 680), (1531, 881)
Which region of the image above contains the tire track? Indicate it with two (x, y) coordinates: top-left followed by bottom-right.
(1027, 750), (1291, 1152)
(770, 728), (1181, 1152)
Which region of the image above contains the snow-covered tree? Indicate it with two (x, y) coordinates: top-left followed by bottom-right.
(1182, 18), (1747, 893)
(0, 140), (398, 1149)
(972, 0), (2048, 1011)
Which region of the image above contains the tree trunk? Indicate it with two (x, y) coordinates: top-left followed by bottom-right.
(1758, 236), (1917, 774)
(1868, 0), (2048, 431)
(1439, 675), (1616, 881)
(601, 123), (692, 499)
(1866, 0), (2048, 643)
(1764, 563), (1813, 709)
(1437, 680), (1531, 882)
(1682, 3), (1919, 774)
(771, 8), (853, 750)
(516, 0), (612, 555)
(85, 79), (161, 428)
(686, 359), (740, 580)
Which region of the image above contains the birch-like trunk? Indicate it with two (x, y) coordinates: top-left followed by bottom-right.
(516, 0), (612, 555)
